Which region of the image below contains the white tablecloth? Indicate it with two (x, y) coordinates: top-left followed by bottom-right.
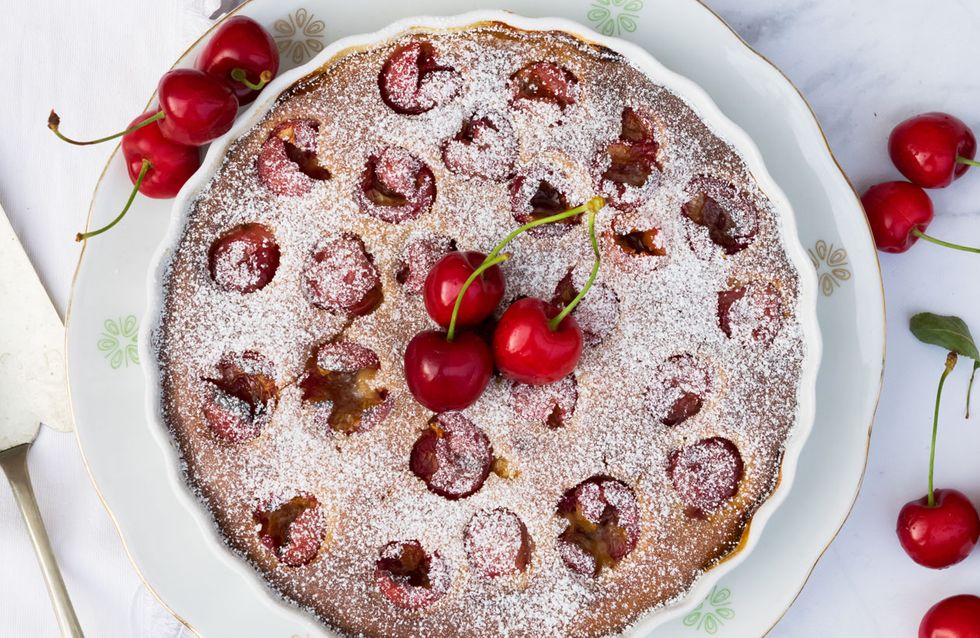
(2, 1), (979, 636)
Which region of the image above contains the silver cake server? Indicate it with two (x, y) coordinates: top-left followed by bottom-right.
(0, 201), (83, 637)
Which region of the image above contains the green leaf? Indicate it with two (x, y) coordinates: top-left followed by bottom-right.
(910, 313), (980, 360)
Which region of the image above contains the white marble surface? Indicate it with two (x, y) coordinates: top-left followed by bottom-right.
(2, 0), (980, 636)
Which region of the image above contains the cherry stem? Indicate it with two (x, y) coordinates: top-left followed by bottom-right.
(445, 253), (510, 342)
(76, 159), (150, 242)
(911, 228), (980, 254)
(48, 110), (164, 146)
(230, 68), (272, 92)
(967, 360), (978, 419)
(956, 155), (980, 168)
(444, 196), (606, 340)
(927, 352), (957, 507)
(549, 207), (601, 331)
(485, 196), (607, 263)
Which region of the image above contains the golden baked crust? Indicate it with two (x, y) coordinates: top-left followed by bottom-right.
(154, 22), (805, 638)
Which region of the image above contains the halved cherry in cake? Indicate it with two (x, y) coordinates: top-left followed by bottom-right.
(464, 508), (532, 578)
(442, 112), (518, 181)
(510, 62), (578, 110)
(596, 108), (662, 207)
(357, 146), (436, 223)
(682, 176), (759, 257)
(302, 233), (382, 316)
(378, 41), (461, 115)
(375, 540), (451, 609)
(557, 475), (640, 576)
(257, 119), (330, 197)
(551, 269), (620, 346)
(208, 223), (281, 294)
(645, 354), (712, 427)
(668, 437), (743, 518)
(299, 341), (391, 434)
(253, 493), (325, 566)
(717, 282), (784, 344)
(509, 175), (580, 236)
(201, 351), (278, 443)
(409, 413), (493, 500)
(612, 228), (666, 258)
(395, 235), (456, 294)
(510, 375), (577, 428)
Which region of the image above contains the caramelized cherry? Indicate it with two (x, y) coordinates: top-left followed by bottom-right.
(557, 476), (640, 576)
(442, 112), (517, 181)
(357, 146), (436, 223)
(379, 41), (461, 115)
(717, 282), (784, 344)
(299, 342), (390, 434)
(510, 62), (578, 110)
(254, 493), (325, 567)
(396, 235), (456, 294)
(645, 354), (711, 427)
(409, 413), (493, 500)
(257, 119), (330, 197)
(302, 234), (382, 316)
(597, 108), (661, 207)
(201, 351), (278, 443)
(668, 437), (743, 518)
(464, 508), (532, 578)
(682, 176), (759, 256)
(208, 223), (281, 294)
(510, 375), (577, 428)
(375, 540), (451, 609)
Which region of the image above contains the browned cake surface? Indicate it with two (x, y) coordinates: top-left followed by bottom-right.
(154, 22), (805, 638)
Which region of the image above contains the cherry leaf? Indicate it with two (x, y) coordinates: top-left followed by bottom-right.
(910, 313), (980, 360)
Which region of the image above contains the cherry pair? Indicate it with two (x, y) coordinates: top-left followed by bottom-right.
(50, 16), (279, 241)
(862, 112), (980, 254)
(404, 197), (607, 413)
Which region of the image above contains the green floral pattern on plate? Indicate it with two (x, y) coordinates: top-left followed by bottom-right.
(683, 586), (735, 634)
(98, 315), (139, 369)
(586, 0), (644, 36)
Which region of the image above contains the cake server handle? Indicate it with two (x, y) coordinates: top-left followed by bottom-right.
(0, 442), (85, 638)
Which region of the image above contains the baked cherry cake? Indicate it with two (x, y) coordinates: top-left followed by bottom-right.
(153, 21), (808, 638)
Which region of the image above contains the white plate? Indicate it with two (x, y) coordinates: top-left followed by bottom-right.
(65, 1), (884, 636)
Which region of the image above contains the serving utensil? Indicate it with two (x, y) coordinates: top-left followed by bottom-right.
(0, 202), (83, 637)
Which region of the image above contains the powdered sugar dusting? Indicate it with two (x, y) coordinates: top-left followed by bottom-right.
(153, 23), (806, 638)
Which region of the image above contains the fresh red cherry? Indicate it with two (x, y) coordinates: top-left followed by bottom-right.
(861, 181), (932, 253)
(862, 181), (980, 254)
(493, 297), (583, 385)
(403, 330), (493, 412)
(197, 15), (279, 105)
(50, 69), (238, 149)
(120, 111), (200, 198)
(898, 489), (980, 569)
(423, 251), (505, 328)
(920, 595), (980, 638)
(156, 69), (239, 145)
(889, 112), (979, 189)
(897, 352), (980, 568)
(74, 111), (201, 241)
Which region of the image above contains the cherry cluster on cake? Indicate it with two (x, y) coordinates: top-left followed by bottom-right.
(404, 197), (608, 413)
(49, 16), (280, 241)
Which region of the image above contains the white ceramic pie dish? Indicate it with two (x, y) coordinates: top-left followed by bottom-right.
(137, 10), (821, 637)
